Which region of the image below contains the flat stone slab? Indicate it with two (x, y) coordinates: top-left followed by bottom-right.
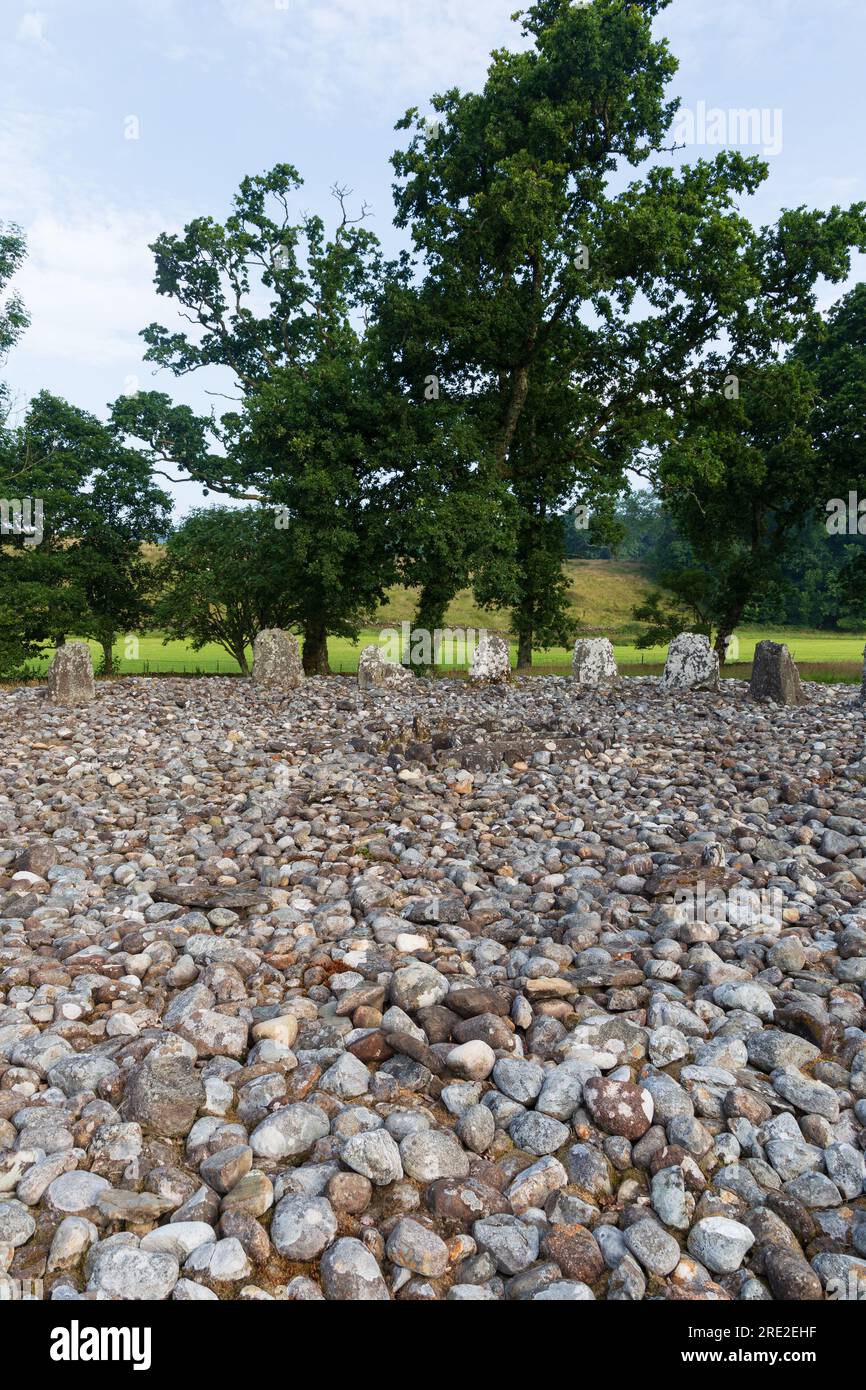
(750, 639), (807, 706)
(357, 645), (413, 692)
(47, 642), (95, 705)
(252, 629), (304, 688)
(662, 632), (720, 692)
(572, 638), (618, 687)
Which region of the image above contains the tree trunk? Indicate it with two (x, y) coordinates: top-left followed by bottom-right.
(414, 576), (457, 674)
(233, 646), (250, 676)
(303, 621), (331, 676)
(101, 638), (114, 677)
(497, 364), (530, 473)
(517, 629), (533, 671)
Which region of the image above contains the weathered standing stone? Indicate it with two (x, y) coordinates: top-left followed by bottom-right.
(357, 645), (413, 692)
(469, 632), (511, 684)
(661, 633), (720, 692)
(750, 640), (807, 706)
(252, 629), (304, 688)
(572, 638), (618, 687)
(47, 642), (95, 705)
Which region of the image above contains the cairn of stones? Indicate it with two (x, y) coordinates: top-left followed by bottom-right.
(572, 637), (618, 687)
(469, 632), (511, 684)
(661, 632), (720, 692)
(749, 639), (808, 706)
(6, 660), (866, 1303)
(357, 644), (414, 692)
(46, 641), (95, 705)
(252, 630), (304, 688)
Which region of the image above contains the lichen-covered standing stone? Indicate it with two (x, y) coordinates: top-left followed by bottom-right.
(469, 632), (510, 684)
(572, 637), (618, 687)
(252, 629), (304, 688)
(47, 641), (95, 705)
(661, 632), (720, 692)
(750, 639), (807, 705)
(357, 644), (413, 692)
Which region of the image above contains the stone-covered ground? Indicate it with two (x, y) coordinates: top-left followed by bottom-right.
(0, 674), (865, 1302)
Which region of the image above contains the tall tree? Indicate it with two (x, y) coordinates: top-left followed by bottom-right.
(0, 222), (29, 422)
(392, 0), (866, 664)
(797, 283), (866, 614)
(0, 393), (170, 675)
(113, 169), (415, 674)
(153, 506), (296, 674)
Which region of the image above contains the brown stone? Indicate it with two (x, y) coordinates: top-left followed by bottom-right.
(583, 1076), (654, 1140)
(425, 1177), (511, 1227)
(347, 1032), (393, 1064)
(541, 1224), (605, 1284)
(723, 1087), (772, 1125)
(383, 1031), (446, 1077)
(327, 1172), (372, 1215)
(446, 986), (513, 1019)
(452, 1013), (515, 1050)
(415, 1006), (459, 1043)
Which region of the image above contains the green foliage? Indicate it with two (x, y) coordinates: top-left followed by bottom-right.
(0, 223), (29, 421)
(632, 570), (715, 649)
(390, 0), (854, 659)
(153, 507), (297, 673)
(0, 393), (171, 676)
(112, 168), (423, 672)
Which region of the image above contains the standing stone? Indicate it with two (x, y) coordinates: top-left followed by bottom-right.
(749, 640), (807, 706)
(661, 633), (720, 693)
(47, 642), (95, 705)
(252, 630), (304, 688)
(357, 645), (413, 693)
(469, 632), (511, 684)
(572, 638), (618, 687)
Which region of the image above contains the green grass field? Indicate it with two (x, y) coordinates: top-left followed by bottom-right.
(16, 559), (865, 683)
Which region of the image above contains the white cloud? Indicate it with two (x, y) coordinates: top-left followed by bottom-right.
(16, 12), (47, 44)
(0, 110), (180, 406)
(15, 207), (171, 374)
(216, 0), (521, 111)
(661, 0), (862, 71)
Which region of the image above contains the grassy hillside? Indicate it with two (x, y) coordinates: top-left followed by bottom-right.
(372, 559), (656, 639)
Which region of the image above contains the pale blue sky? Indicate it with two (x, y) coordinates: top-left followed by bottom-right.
(1, 0), (864, 513)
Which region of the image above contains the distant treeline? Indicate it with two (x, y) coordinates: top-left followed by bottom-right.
(564, 492), (866, 632)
